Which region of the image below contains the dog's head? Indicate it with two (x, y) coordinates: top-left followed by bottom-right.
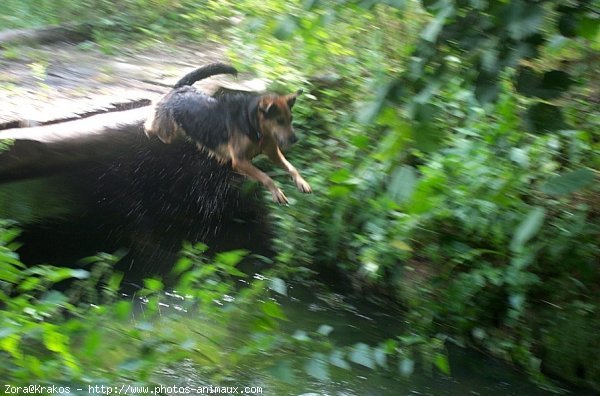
(258, 90), (302, 149)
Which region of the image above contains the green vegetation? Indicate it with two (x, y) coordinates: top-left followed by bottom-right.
(0, 225), (296, 386)
(1, 0), (599, 392)
(0, 223), (420, 392)
(220, 0), (599, 389)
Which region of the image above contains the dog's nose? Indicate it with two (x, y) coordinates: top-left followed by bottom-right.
(290, 134), (298, 144)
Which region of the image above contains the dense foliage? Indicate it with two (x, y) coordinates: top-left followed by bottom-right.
(1, 0), (599, 392)
(224, 0), (600, 390)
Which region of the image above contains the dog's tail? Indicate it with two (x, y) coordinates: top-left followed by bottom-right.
(173, 63), (237, 88)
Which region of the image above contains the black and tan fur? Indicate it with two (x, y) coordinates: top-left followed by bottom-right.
(144, 63), (311, 204)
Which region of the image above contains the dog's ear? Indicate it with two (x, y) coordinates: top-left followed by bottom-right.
(286, 89), (303, 109)
(259, 101), (280, 118)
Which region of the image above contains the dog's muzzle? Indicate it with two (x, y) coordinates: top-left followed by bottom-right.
(279, 134), (298, 149)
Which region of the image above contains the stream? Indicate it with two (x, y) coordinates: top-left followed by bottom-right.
(0, 150), (594, 396)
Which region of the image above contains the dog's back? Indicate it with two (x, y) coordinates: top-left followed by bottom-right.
(170, 87), (250, 152)
(144, 63), (237, 144)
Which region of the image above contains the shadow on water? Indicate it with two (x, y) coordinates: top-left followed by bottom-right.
(1, 142), (595, 395)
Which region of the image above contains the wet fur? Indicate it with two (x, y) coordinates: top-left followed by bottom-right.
(144, 63), (311, 204)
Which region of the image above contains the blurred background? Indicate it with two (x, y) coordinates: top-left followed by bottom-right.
(0, 1), (598, 395)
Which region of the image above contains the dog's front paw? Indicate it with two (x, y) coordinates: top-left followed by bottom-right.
(271, 188), (289, 205)
(295, 178), (312, 194)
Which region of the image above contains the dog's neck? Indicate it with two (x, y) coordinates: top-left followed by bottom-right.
(247, 97), (263, 143)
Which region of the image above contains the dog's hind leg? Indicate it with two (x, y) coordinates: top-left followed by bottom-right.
(267, 147), (312, 194)
(144, 106), (182, 144)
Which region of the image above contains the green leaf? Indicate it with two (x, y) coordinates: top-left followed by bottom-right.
(270, 359), (295, 382)
(43, 327), (68, 354)
(576, 16), (600, 40)
(349, 343), (375, 369)
(374, 121), (411, 161)
(46, 268), (89, 282)
(330, 168), (352, 184)
(357, 100), (384, 125)
(269, 277), (287, 296)
(114, 300), (132, 321)
(107, 271), (124, 292)
(83, 329), (101, 356)
(0, 249), (25, 268)
(434, 353), (451, 375)
(262, 300), (287, 320)
(509, 148), (529, 168)
(328, 185), (352, 198)
(119, 358), (144, 372)
(472, 327), (487, 341)
(373, 346), (387, 368)
(18, 276), (41, 292)
(192, 242), (209, 253)
(136, 321), (154, 331)
(502, 0), (545, 40)
(0, 259), (22, 282)
(293, 330), (310, 341)
(40, 290), (68, 306)
(305, 353), (330, 381)
(399, 358), (415, 377)
(317, 324), (334, 336)
(421, 4), (453, 42)
(0, 227), (21, 244)
(541, 168), (595, 196)
(71, 269), (90, 279)
(173, 257), (193, 275)
(223, 265), (248, 277)
(413, 121), (444, 152)
(274, 15), (298, 40)
(510, 206), (546, 252)
(329, 350), (351, 369)
(143, 278), (163, 292)
(1, 334), (22, 358)
(215, 249), (248, 267)
(509, 293), (525, 311)
(0, 327), (16, 339)
(351, 135), (370, 149)
(388, 165), (417, 203)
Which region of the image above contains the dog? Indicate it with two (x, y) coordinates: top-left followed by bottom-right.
(144, 63), (311, 204)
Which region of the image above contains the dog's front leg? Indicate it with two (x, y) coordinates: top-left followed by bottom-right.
(267, 147), (312, 194)
(231, 157), (289, 204)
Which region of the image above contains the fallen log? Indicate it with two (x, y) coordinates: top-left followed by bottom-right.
(0, 80), (269, 184)
(0, 106), (159, 183)
(0, 24), (93, 47)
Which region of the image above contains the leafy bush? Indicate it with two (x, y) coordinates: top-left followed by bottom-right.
(217, 0), (599, 390)
(0, 222), (288, 384)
